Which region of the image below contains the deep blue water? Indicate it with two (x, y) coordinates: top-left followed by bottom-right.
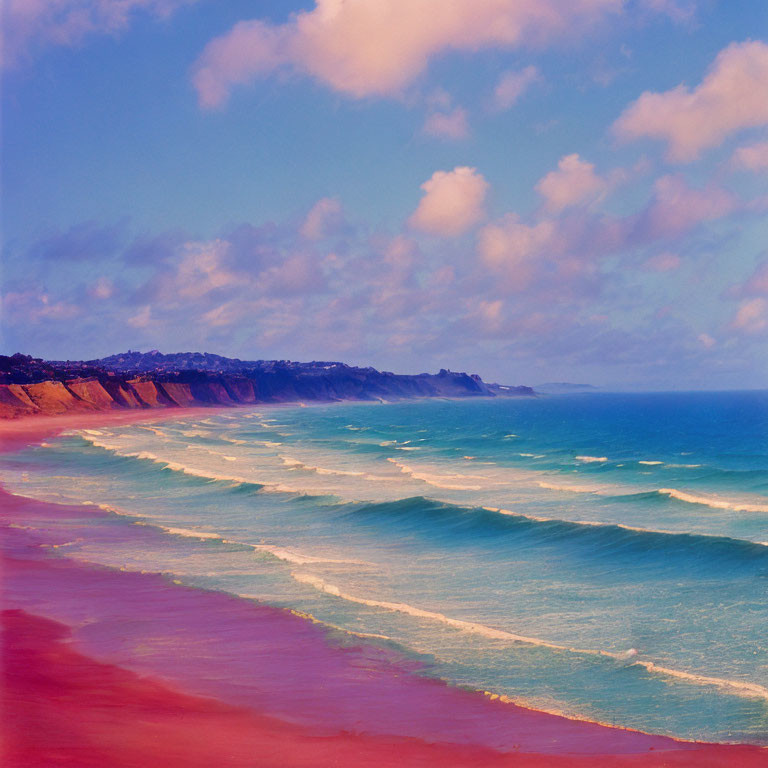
(2, 392), (767, 742)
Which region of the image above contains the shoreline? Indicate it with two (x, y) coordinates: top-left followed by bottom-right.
(2, 411), (766, 766)
(0, 406), (217, 454)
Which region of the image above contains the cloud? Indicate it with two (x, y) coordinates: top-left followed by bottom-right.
(171, 240), (240, 300)
(493, 66), (540, 110)
(2, 290), (81, 323)
(128, 304), (152, 329)
(613, 40), (768, 162)
(729, 297), (768, 334)
(731, 141), (768, 172)
(3, 0), (195, 67)
(88, 277), (114, 299)
(476, 170), (738, 297)
(698, 332), (716, 349)
(731, 258), (768, 297)
(301, 197), (344, 240)
(638, 175), (735, 238)
(408, 166), (489, 237)
(192, 0), (621, 107)
(477, 214), (559, 291)
(422, 106), (469, 140)
(535, 154), (608, 212)
(260, 252), (327, 296)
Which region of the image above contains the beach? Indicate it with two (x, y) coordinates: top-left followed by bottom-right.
(2, 403), (766, 767)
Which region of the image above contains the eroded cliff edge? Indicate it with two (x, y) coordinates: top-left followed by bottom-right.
(0, 351), (533, 419)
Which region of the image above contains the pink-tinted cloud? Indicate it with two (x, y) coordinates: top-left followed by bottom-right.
(193, 0), (621, 107)
(260, 252), (327, 296)
(476, 170), (737, 298)
(2, 290), (81, 323)
(613, 40), (768, 162)
(535, 154), (609, 212)
(729, 297), (768, 334)
(733, 259), (768, 297)
(3, 0), (195, 67)
(88, 277), (114, 299)
(731, 141), (768, 172)
(409, 166), (489, 237)
(477, 214), (559, 291)
(423, 106), (469, 140)
(698, 332), (716, 349)
(128, 305), (152, 328)
(172, 240), (240, 300)
(493, 66), (540, 110)
(639, 175), (735, 238)
(301, 197), (344, 240)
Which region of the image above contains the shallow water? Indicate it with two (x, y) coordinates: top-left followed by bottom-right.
(3, 392), (767, 742)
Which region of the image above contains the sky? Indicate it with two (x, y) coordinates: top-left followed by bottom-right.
(2, 0), (768, 389)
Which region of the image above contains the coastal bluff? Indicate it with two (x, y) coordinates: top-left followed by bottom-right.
(0, 351), (533, 419)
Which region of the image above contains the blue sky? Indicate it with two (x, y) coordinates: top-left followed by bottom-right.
(2, 0), (768, 389)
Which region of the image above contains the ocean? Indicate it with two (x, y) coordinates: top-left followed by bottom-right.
(3, 392), (767, 744)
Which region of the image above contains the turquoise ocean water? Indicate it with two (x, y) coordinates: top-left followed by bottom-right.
(2, 392), (767, 743)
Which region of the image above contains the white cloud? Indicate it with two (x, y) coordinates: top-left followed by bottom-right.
(409, 167), (489, 237)
(613, 40), (768, 162)
(535, 154), (608, 212)
(193, 0), (621, 107)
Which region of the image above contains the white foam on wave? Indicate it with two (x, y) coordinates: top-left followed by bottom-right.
(159, 526), (222, 540)
(292, 572), (768, 700)
(537, 481), (605, 494)
(136, 521), (372, 566)
(659, 488), (768, 513)
(638, 461), (663, 466)
(138, 426), (167, 437)
(279, 454), (367, 478)
(666, 463), (702, 469)
(387, 458), (483, 491)
(253, 544), (370, 566)
(575, 455), (608, 463)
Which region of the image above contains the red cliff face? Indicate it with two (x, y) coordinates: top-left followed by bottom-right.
(102, 380), (144, 409)
(159, 382), (198, 407)
(223, 378), (257, 403)
(0, 385), (40, 418)
(66, 378), (120, 409)
(21, 381), (97, 415)
(127, 380), (176, 409)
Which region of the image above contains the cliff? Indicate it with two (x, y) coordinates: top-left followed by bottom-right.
(0, 351), (534, 419)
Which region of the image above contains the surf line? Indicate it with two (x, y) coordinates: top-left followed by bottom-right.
(292, 572), (768, 701)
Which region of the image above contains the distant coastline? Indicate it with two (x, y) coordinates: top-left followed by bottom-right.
(0, 350), (534, 419)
